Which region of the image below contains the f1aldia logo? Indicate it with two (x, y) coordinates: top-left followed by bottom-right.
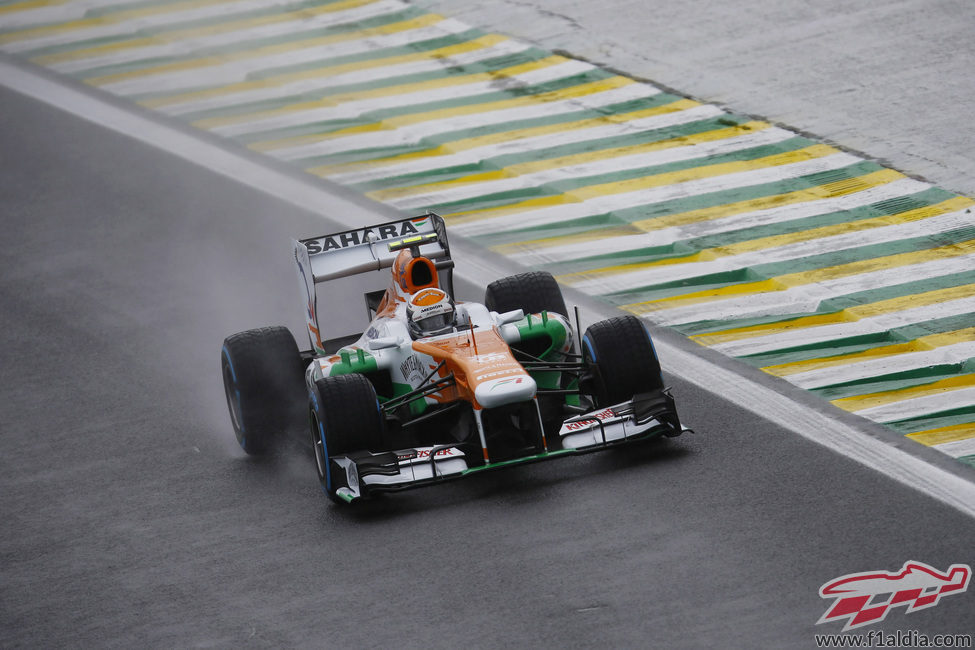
(817, 561), (971, 631)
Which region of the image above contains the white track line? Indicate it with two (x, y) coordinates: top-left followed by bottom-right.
(4, 58), (974, 518)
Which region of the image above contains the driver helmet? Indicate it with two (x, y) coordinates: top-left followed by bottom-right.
(407, 288), (455, 338)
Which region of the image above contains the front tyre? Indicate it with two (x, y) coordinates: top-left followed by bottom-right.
(309, 374), (385, 503)
(582, 315), (664, 407)
(484, 270), (568, 318)
(221, 326), (306, 455)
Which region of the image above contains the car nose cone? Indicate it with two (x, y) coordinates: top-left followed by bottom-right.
(474, 374), (537, 408)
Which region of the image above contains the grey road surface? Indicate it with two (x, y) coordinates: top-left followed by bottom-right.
(417, 0), (975, 199)
(1, 85), (973, 648)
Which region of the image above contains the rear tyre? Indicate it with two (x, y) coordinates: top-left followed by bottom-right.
(309, 374), (385, 502)
(582, 315), (664, 408)
(484, 270), (567, 317)
(222, 326), (306, 455)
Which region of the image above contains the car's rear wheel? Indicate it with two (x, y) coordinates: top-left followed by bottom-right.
(309, 374), (385, 502)
(484, 270), (567, 317)
(582, 315), (664, 407)
(221, 326), (306, 455)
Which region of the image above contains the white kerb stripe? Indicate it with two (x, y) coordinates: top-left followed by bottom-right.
(159, 39), (533, 117)
(709, 295), (975, 357)
(646, 253), (975, 326)
(274, 83), (661, 159)
(510, 177), (930, 266)
(48, 0), (410, 74)
(789, 341), (975, 389)
(569, 208), (974, 295)
(453, 152), (861, 237)
(212, 58), (595, 139)
(933, 437), (975, 459)
(0, 0), (149, 33)
(854, 386), (975, 423)
(3, 0), (315, 54)
(325, 103), (725, 184)
(98, 19), (471, 96)
(383, 127), (795, 210)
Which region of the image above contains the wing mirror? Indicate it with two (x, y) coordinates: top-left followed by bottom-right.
(496, 309), (524, 325)
(367, 336), (402, 351)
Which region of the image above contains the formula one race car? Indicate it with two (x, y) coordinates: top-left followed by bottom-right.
(221, 213), (689, 503)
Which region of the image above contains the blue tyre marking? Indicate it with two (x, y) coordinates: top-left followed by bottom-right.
(582, 335), (597, 363)
(642, 325), (664, 383)
(223, 347), (246, 445)
(222, 346), (238, 382)
(316, 409), (332, 492)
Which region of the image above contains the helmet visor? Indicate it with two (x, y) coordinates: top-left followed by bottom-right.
(416, 312), (452, 334)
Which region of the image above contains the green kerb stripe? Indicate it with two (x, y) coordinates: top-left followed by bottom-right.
(810, 358), (975, 401)
(296, 93), (681, 167)
(877, 405), (975, 435)
(414, 136), (816, 214)
(542, 188), (957, 274)
(17, 0), (336, 57)
(472, 160), (886, 248)
(671, 265), (975, 336)
(70, 6), (426, 80)
(738, 313), (975, 366)
(352, 111), (741, 192)
(176, 47), (553, 123)
(234, 68), (616, 146)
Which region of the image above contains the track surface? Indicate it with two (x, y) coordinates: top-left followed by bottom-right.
(1, 86), (973, 647)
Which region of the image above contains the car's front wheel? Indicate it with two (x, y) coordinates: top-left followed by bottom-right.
(221, 326), (306, 455)
(309, 374), (385, 502)
(582, 315), (664, 407)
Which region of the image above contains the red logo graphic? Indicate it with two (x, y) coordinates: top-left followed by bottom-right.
(818, 561), (971, 631)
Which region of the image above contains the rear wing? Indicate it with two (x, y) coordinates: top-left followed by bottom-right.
(293, 213), (453, 354)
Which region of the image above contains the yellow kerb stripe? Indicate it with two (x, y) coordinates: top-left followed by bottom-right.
(445, 143), (839, 226)
(195, 54), (569, 129)
(763, 326), (975, 377)
(84, 12), (445, 86)
(141, 33), (510, 109)
(627, 236), (975, 315)
(307, 97), (699, 176)
(492, 168), (905, 256)
(0, 0), (67, 15)
(367, 122), (770, 201)
(367, 121), (771, 202)
(0, 0), (245, 44)
(690, 283), (975, 347)
(254, 75), (636, 153)
(906, 423), (975, 447)
(557, 196), (973, 285)
(831, 374), (975, 413)
(32, 0), (378, 65)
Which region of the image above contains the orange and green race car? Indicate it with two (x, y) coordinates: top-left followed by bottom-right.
(221, 213), (689, 504)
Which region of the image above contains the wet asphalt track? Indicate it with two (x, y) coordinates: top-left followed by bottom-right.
(1, 84), (974, 648)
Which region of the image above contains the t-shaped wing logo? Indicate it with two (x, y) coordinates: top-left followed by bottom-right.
(818, 561), (970, 631)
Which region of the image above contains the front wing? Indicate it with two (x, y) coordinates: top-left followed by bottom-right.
(328, 393), (691, 503)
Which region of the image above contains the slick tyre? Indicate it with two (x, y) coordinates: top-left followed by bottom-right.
(221, 326), (306, 455)
(309, 374), (385, 503)
(484, 270), (568, 318)
(582, 315), (665, 408)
